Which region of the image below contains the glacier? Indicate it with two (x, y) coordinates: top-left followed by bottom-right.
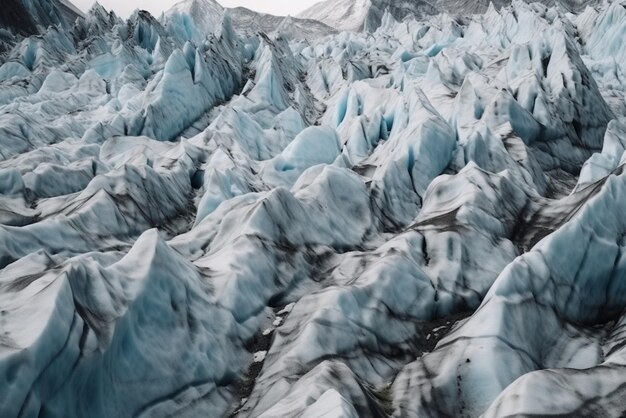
(1, 0), (626, 417)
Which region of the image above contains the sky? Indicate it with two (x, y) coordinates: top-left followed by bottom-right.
(71, 0), (320, 19)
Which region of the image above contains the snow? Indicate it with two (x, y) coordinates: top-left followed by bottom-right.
(298, 0), (372, 32)
(253, 351), (267, 363)
(298, 0), (600, 33)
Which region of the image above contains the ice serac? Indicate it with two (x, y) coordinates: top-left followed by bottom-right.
(2, 0), (626, 417)
(392, 158), (626, 417)
(0, 230), (246, 418)
(140, 16), (244, 141)
(162, 0), (224, 43)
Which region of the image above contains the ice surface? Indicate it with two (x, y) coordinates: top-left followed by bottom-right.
(1, 0), (626, 417)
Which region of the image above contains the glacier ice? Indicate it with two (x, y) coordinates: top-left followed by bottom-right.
(2, 0), (626, 417)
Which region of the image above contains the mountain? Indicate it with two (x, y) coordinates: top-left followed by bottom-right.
(229, 7), (336, 40)
(298, 0), (602, 31)
(162, 0), (336, 42)
(297, 0), (375, 32)
(0, 0), (83, 35)
(2, 0), (626, 417)
(55, 0), (85, 24)
(298, 0), (444, 32)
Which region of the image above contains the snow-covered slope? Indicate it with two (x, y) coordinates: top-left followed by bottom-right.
(1, 0), (626, 417)
(229, 7), (337, 41)
(0, 0), (83, 35)
(162, 0), (225, 42)
(299, 0), (601, 31)
(297, 0), (376, 33)
(298, 0), (444, 32)
(162, 0), (336, 42)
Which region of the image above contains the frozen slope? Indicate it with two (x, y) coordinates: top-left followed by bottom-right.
(162, 0), (225, 42)
(163, 0), (336, 42)
(298, 0), (440, 32)
(1, 0), (626, 417)
(0, 0), (83, 36)
(297, 0), (376, 32)
(298, 0), (602, 31)
(228, 8), (337, 41)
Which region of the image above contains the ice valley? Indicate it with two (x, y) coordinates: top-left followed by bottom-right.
(1, 0), (626, 416)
